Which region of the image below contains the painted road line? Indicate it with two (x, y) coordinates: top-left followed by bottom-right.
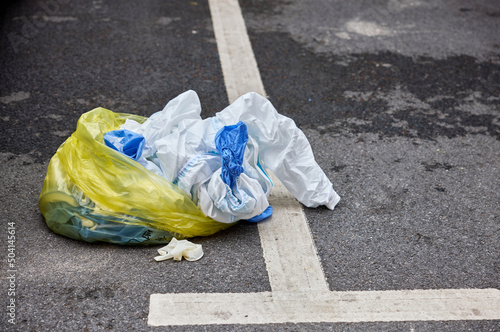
(208, 0), (266, 103)
(148, 0), (500, 326)
(149, 289), (500, 325)
(210, 0), (328, 294)
(260, 173), (329, 293)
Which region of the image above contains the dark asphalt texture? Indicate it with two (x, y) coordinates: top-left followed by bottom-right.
(241, 0), (500, 292)
(1, 0), (227, 162)
(1, 0), (500, 331)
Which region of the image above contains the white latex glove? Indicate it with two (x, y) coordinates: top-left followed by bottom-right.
(154, 238), (203, 262)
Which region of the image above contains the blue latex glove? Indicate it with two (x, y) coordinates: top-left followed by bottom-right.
(215, 121), (248, 190)
(104, 129), (145, 161)
(247, 206), (273, 222)
(215, 122), (273, 222)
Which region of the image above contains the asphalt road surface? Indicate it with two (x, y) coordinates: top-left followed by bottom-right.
(1, 0), (499, 331)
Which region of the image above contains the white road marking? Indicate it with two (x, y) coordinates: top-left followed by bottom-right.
(207, 0), (266, 103)
(259, 173), (329, 293)
(149, 289), (500, 325)
(148, 0), (500, 326)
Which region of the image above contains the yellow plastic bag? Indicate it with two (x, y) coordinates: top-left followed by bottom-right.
(39, 108), (234, 245)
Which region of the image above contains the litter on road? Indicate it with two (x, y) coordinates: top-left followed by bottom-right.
(39, 91), (340, 245)
(154, 238), (204, 262)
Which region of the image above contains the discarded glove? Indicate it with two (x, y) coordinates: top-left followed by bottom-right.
(154, 238), (203, 262)
(104, 129), (145, 161)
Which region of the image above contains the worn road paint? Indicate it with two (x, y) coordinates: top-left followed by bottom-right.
(148, 0), (500, 326)
(149, 289), (500, 325)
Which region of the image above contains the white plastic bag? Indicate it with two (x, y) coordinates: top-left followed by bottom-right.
(122, 91), (340, 223)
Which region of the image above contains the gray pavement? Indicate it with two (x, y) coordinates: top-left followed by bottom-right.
(1, 0), (499, 331)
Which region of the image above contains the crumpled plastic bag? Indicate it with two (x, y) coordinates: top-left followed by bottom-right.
(39, 108), (234, 245)
(39, 91), (340, 245)
(121, 91), (340, 224)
